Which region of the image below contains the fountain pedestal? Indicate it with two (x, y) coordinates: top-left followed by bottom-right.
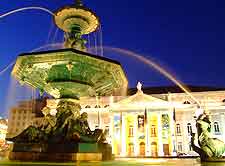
(9, 143), (112, 161)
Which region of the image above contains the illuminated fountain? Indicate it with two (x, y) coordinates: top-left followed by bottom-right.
(7, 0), (128, 161)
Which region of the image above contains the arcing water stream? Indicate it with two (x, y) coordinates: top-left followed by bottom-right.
(0, 7), (54, 19)
(0, 6), (201, 110)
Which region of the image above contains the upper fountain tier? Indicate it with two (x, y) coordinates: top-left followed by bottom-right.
(11, 1), (128, 99)
(54, 0), (99, 34)
(54, 0), (100, 50)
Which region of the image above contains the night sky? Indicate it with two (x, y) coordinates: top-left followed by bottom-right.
(0, 0), (225, 115)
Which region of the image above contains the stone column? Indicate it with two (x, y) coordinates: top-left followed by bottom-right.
(145, 109), (151, 156)
(157, 112), (164, 156)
(169, 110), (176, 156)
(220, 112), (225, 141)
(134, 113), (138, 156)
(98, 109), (102, 128)
(120, 112), (126, 156)
(110, 112), (114, 154)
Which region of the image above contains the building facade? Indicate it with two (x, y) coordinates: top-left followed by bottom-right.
(6, 83), (225, 157)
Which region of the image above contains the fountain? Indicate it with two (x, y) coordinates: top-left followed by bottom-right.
(7, 0), (128, 161)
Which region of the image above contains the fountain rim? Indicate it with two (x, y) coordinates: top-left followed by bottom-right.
(20, 48), (121, 65)
(53, 4), (100, 33)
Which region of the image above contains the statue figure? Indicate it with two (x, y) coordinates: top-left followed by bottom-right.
(7, 100), (107, 144)
(71, 112), (107, 143)
(64, 32), (87, 51)
(191, 111), (225, 161)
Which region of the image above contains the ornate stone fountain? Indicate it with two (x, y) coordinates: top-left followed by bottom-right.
(8, 0), (128, 161)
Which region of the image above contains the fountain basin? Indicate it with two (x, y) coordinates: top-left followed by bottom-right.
(12, 49), (128, 98)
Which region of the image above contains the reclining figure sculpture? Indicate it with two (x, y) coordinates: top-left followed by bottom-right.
(191, 111), (225, 161)
(7, 100), (107, 144)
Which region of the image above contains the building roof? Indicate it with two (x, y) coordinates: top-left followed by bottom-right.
(128, 85), (225, 95)
(110, 82), (173, 111)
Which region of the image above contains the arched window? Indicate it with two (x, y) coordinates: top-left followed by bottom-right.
(104, 105), (109, 108)
(178, 142), (182, 152)
(187, 123), (192, 135)
(183, 101), (191, 104)
(176, 124), (181, 135)
(189, 142), (192, 151)
(85, 105), (91, 108)
(128, 143), (134, 155)
(214, 122), (220, 133)
(139, 142), (145, 156)
(151, 125), (157, 137)
(128, 125), (134, 137)
(95, 105), (101, 108)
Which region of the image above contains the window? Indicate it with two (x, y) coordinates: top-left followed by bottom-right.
(187, 123), (192, 135)
(176, 124), (181, 135)
(151, 125), (157, 137)
(183, 101), (191, 104)
(128, 143), (134, 155)
(114, 126), (120, 139)
(128, 125), (134, 137)
(95, 105), (101, 108)
(85, 105), (91, 108)
(104, 105), (110, 108)
(178, 142), (182, 152)
(214, 122), (220, 133)
(189, 143), (192, 151)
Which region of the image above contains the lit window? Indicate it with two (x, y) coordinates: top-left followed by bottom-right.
(128, 125), (134, 137)
(214, 122), (220, 133)
(178, 142), (182, 152)
(151, 125), (157, 137)
(114, 126), (120, 139)
(183, 101), (191, 104)
(95, 105), (101, 108)
(104, 105), (109, 108)
(187, 123), (192, 135)
(85, 105), (91, 108)
(189, 143), (192, 151)
(105, 126), (109, 135)
(176, 124), (181, 135)
(128, 143), (134, 155)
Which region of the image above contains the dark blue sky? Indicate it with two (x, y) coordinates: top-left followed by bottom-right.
(0, 0), (225, 115)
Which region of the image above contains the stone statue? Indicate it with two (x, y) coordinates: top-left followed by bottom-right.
(64, 32), (87, 51)
(191, 111), (225, 161)
(7, 100), (106, 144)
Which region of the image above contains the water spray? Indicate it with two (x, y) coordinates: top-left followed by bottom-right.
(102, 46), (202, 107)
(0, 61), (15, 76)
(0, 7), (55, 19)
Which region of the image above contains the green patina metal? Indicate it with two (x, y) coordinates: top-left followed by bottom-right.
(9, 0), (125, 161)
(12, 49), (127, 99)
(191, 112), (225, 161)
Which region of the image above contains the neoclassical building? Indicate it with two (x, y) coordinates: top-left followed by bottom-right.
(7, 82), (225, 157)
